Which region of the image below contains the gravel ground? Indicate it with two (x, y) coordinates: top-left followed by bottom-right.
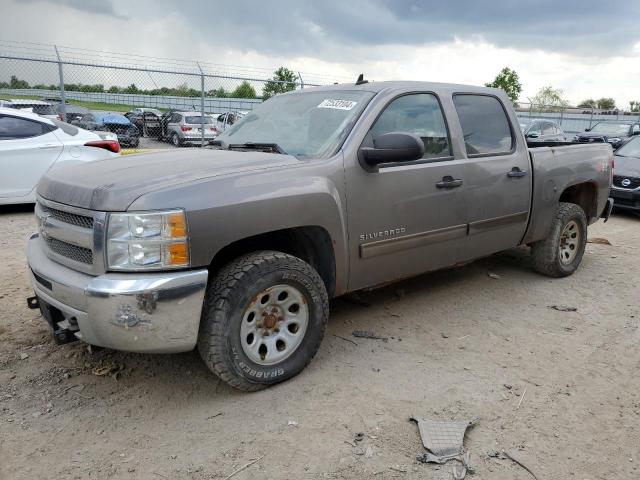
(0, 206), (638, 480)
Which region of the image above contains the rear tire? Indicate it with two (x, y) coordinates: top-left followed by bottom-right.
(197, 251), (329, 391)
(531, 202), (587, 277)
(171, 133), (181, 147)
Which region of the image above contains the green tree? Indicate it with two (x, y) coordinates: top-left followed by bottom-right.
(208, 87), (228, 98)
(629, 101), (640, 113)
(231, 81), (256, 99)
(577, 99), (597, 109)
(485, 67), (522, 104)
(262, 67), (298, 100)
(531, 86), (569, 112)
(9, 75), (29, 89)
(123, 83), (139, 94)
(596, 97), (616, 110)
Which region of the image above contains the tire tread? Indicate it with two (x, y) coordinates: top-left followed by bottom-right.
(197, 250), (328, 391)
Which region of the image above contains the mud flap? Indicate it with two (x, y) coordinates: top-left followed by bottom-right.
(601, 197), (614, 222)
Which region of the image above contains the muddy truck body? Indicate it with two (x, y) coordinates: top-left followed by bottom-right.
(27, 81), (613, 390)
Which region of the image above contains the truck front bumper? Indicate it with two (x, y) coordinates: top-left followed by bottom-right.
(27, 234), (208, 353)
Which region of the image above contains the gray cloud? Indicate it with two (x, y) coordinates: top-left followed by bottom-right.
(28, 0), (127, 19)
(154, 0), (640, 59)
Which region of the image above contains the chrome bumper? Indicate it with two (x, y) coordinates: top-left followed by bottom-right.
(27, 234), (208, 353)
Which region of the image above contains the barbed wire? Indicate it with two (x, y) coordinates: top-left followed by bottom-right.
(0, 39), (353, 84)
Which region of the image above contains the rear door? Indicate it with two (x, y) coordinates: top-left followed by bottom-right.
(0, 115), (63, 198)
(452, 94), (532, 260)
(346, 92), (468, 291)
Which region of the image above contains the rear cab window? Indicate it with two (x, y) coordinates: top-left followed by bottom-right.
(185, 116), (213, 124)
(452, 94), (514, 156)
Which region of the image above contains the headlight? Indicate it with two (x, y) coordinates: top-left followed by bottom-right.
(573, 135), (579, 141)
(607, 137), (620, 143)
(106, 210), (189, 271)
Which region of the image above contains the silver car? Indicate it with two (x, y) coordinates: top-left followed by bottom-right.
(162, 111), (217, 146)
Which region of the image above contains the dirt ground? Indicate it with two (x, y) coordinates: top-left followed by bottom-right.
(1, 205), (638, 480)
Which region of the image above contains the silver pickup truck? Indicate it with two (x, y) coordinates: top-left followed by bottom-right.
(26, 81), (613, 391)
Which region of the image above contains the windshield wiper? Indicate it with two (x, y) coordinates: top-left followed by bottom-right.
(227, 142), (287, 154)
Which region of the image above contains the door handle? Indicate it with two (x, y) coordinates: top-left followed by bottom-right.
(436, 176), (463, 189)
(507, 167), (528, 178)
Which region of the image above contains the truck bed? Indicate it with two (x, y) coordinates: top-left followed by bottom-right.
(523, 142), (613, 244)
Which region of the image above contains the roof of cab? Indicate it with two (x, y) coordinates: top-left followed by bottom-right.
(288, 80), (505, 96)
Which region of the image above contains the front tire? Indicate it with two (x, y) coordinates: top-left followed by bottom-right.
(531, 202), (587, 277)
(198, 251), (329, 391)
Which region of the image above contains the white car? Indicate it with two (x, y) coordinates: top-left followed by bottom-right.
(0, 107), (121, 205)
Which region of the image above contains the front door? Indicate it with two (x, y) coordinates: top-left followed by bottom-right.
(451, 94), (531, 261)
(345, 93), (468, 291)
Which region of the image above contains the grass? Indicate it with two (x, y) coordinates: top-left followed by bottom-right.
(0, 93), (134, 113)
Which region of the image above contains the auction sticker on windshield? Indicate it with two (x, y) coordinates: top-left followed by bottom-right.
(317, 99), (357, 110)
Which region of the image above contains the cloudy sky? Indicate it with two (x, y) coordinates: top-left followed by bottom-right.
(2, 0), (640, 107)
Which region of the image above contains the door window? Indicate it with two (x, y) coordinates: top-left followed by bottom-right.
(453, 94), (514, 155)
(0, 115), (48, 140)
(370, 93), (451, 159)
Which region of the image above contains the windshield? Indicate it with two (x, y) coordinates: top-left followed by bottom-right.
(185, 116), (213, 124)
(590, 122), (630, 135)
(615, 136), (640, 158)
(217, 90), (374, 158)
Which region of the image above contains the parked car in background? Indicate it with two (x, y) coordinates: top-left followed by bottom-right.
(157, 111), (217, 146)
(610, 135), (640, 212)
(73, 112), (140, 147)
(54, 104), (89, 123)
(519, 118), (567, 142)
(125, 108), (162, 137)
(0, 99), (59, 120)
(574, 121), (640, 149)
(214, 111), (246, 134)
(0, 107), (120, 205)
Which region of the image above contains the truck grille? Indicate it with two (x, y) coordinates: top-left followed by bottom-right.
(46, 237), (93, 264)
(40, 205), (94, 229)
(613, 175), (640, 189)
(36, 198), (100, 274)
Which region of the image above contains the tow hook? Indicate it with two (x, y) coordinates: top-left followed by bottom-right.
(26, 296), (40, 310)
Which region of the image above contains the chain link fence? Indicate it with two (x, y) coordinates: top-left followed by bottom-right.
(516, 102), (640, 134)
(0, 41), (347, 146)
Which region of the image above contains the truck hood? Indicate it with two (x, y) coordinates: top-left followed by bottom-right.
(37, 148), (301, 211)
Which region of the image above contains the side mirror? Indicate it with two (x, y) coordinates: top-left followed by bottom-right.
(359, 132), (425, 171)
(526, 132), (540, 139)
(585, 128), (591, 132)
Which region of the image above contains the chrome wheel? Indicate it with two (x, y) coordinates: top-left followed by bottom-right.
(240, 284), (309, 366)
(559, 220), (580, 265)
